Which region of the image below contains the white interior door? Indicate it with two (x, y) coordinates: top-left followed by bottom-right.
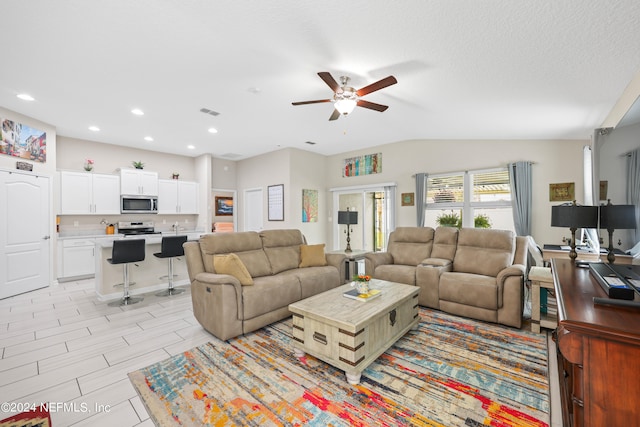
(244, 188), (263, 232)
(0, 170), (51, 299)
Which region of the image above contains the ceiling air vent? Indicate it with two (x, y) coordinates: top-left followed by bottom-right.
(221, 153), (242, 159)
(200, 108), (220, 116)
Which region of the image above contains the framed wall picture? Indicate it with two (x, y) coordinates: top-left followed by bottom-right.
(401, 192), (414, 206)
(302, 189), (318, 222)
(549, 182), (575, 202)
(599, 180), (608, 201)
(268, 184), (284, 221)
(215, 196), (233, 216)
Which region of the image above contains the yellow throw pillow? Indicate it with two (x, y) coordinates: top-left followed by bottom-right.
(213, 253), (254, 286)
(299, 244), (328, 268)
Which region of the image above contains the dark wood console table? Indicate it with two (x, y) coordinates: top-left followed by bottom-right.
(552, 258), (640, 426)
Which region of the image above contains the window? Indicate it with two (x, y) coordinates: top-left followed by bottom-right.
(425, 168), (514, 231)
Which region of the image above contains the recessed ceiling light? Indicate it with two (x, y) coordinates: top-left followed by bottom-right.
(88, 126), (100, 132)
(208, 127), (218, 134)
(131, 108), (144, 116)
(187, 145), (195, 150)
(144, 136), (153, 141)
(17, 94), (35, 101)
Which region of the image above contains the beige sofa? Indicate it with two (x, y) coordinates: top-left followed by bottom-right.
(365, 227), (527, 328)
(184, 229), (346, 340)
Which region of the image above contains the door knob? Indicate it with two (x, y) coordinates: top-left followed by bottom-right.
(43, 235), (51, 240)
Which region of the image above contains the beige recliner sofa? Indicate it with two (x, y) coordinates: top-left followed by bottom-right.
(184, 229), (346, 340)
(365, 226), (527, 328)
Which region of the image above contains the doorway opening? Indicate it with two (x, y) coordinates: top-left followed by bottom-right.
(332, 183), (396, 252)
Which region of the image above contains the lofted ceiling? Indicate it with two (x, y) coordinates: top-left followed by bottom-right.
(2, 1), (640, 160)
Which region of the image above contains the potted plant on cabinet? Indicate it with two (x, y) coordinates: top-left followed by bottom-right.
(132, 161), (144, 169)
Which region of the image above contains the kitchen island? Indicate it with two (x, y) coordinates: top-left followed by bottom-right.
(94, 233), (202, 300)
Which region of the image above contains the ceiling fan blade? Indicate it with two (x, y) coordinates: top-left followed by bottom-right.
(318, 72), (340, 93)
(356, 75), (398, 97)
(292, 99), (332, 106)
(329, 109), (341, 121)
(357, 99), (389, 112)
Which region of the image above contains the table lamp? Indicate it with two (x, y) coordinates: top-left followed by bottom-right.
(337, 208), (358, 252)
(551, 201), (598, 261)
(599, 200), (636, 264)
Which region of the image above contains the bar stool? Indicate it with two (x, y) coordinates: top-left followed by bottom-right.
(108, 239), (146, 307)
(154, 235), (188, 297)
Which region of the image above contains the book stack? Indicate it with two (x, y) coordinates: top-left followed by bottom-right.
(343, 288), (381, 302)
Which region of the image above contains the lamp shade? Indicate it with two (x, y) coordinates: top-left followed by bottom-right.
(337, 210), (358, 225)
(551, 204), (598, 228)
(600, 204), (636, 230)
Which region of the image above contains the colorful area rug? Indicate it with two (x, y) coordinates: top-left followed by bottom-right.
(129, 309), (549, 426)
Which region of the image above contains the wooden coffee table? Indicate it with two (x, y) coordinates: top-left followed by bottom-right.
(288, 280), (420, 384)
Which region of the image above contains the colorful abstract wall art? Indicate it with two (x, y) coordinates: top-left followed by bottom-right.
(343, 152), (382, 177)
(302, 189), (318, 222)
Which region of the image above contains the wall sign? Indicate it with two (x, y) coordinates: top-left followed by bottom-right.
(268, 184), (284, 221)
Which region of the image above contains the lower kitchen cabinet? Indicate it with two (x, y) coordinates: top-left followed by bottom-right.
(58, 238), (96, 280)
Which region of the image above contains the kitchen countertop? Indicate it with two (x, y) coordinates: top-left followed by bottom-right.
(58, 230), (206, 240)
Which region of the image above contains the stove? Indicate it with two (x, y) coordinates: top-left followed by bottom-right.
(118, 221), (161, 236)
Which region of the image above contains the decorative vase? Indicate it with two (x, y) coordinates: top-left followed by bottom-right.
(354, 281), (370, 294)
(84, 164), (93, 171)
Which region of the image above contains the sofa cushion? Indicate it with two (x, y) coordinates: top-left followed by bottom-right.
(213, 253), (253, 286)
(453, 228), (515, 277)
(431, 226), (459, 260)
(440, 272), (497, 310)
(199, 232), (272, 277)
(279, 266), (340, 298)
(387, 227), (434, 266)
(261, 229), (305, 274)
(299, 244), (328, 268)
(374, 264), (417, 285)
(242, 275), (302, 319)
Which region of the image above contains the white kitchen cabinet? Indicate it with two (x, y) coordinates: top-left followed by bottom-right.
(59, 171), (120, 215)
(158, 179), (199, 214)
(57, 238), (95, 280)
(120, 169), (158, 196)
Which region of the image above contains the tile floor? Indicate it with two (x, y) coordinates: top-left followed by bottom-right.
(0, 279), (563, 426)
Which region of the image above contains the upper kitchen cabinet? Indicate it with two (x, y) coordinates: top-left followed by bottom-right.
(59, 171), (120, 215)
(120, 168), (158, 196)
(157, 179), (199, 214)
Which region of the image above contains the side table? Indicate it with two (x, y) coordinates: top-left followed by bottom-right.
(328, 249), (369, 282)
(529, 266), (556, 333)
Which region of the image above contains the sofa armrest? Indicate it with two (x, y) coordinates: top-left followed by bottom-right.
(421, 257), (452, 268)
(326, 253), (347, 282)
(496, 264), (526, 307)
(184, 241), (205, 282)
(191, 272), (245, 340)
(364, 252), (393, 276)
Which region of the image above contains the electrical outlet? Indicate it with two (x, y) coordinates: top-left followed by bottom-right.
(162, 219), (166, 224)
(184, 219), (189, 224)
(73, 221), (79, 227)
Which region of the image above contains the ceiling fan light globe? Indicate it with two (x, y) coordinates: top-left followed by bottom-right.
(335, 99), (357, 115)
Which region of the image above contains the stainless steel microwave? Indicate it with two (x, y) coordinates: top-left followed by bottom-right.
(121, 195), (158, 214)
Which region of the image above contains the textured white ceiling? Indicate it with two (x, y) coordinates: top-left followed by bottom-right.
(2, 0), (640, 159)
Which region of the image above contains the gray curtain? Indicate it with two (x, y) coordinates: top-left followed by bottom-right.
(627, 148), (640, 242)
(508, 161), (532, 236)
(415, 173), (426, 227)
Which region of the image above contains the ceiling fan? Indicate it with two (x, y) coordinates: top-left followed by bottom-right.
(292, 72), (398, 121)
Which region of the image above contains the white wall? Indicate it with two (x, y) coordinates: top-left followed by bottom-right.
(324, 139), (588, 248)
(234, 148), (327, 243)
(57, 136), (197, 180)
